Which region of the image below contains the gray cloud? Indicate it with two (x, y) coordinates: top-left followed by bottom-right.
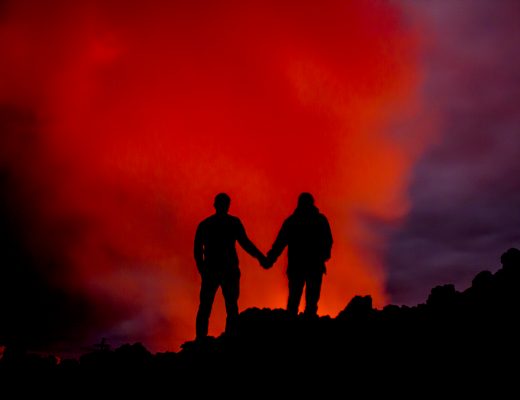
(386, 0), (520, 304)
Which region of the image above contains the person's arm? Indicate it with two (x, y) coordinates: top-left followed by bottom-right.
(194, 223), (205, 274)
(236, 220), (264, 261)
(266, 219), (290, 264)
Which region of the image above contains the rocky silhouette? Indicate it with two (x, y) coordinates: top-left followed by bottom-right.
(1, 248), (519, 392)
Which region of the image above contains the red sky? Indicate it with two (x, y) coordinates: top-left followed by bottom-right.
(0, 0), (433, 352)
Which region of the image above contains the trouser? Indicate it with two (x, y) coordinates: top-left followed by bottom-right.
(287, 270), (323, 316)
(196, 270), (240, 339)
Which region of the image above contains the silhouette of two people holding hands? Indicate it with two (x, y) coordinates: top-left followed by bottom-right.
(194, 192), (333, 341)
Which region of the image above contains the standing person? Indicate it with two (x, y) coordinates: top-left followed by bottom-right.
(194, 193), (266, 340)
(265, 193), (333, 316)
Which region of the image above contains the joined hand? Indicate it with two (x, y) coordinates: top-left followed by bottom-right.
(260, 255), (274, 269)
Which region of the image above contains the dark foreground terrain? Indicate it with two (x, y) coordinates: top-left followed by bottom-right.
(1, 249), (520, 393)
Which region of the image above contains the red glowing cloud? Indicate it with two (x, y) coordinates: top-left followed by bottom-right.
(0, 1), (429, 351)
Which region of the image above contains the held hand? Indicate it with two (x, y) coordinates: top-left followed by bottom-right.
(259, 255), (274, 270)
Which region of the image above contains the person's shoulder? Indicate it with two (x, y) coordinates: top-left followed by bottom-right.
(318, 212), (329, 219)
(228, 214), (242, 224)
(284, 214), (296, 226)
(198, 215), (214, 227)
(317, 212), (330, 223)
(223, 215), (244, 231)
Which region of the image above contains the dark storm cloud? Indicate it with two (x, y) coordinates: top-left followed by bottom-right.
(0, 105), (124, 351)
(386, 0), (520, 305)
(0, 106), (71, 346)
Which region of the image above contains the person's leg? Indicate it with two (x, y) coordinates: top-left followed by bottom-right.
(196, 275), (219, 340)
(221, 270), (240, 335)
(287, 273), (305, 316)
(304, 270), (323, 316)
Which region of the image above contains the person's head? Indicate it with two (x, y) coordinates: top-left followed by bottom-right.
(214, 193), (231, 214)
(297, 192), (315, 210)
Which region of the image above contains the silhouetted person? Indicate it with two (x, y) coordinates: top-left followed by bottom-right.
(265, 193), (332, 316)
(194, 193), (266, 340)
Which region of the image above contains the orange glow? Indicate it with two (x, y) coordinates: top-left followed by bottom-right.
(0, 1), (430, 351)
